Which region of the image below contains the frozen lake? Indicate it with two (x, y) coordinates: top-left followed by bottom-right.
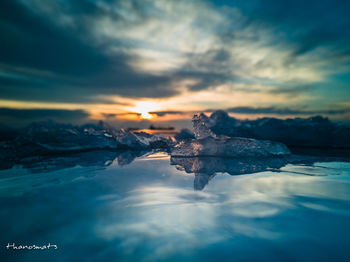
(1, 151), (350, 261)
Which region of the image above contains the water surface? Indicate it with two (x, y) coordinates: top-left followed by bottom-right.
(1, 152), (350, 262)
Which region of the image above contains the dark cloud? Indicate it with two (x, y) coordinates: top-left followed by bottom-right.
(0, 108), (89, 127)
(174, 71), (231, 92)
(234, 0), (350, 58)
(0, 1), (110, 76)
(268, 85), (315, 95)
(0, 0), (349, 107)
(102, 113), (117, 119)
(144, 106), (350, 117)
(219, 106), (349, 116)
(0, 0), (179, 102)
(149, 111), (186, 117)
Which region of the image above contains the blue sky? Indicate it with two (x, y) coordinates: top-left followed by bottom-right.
(0, 0), (350, 127)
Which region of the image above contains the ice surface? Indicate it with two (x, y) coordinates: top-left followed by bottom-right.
(171, 136), (291, 157)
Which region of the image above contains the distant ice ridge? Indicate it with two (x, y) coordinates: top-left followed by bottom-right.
(24, 121), (171, 150)
(171, 113), (291, 157)
(191, 110), (350, 148)
(0, 121), (173, 163)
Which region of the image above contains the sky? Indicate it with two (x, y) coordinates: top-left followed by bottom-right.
(1, 0), (350, 128)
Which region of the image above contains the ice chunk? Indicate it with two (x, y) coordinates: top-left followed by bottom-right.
(192, 113), (217, 139)
(0, 121), (172, 165)
(174, 128), (195, 141)
(171, 136), (291, 157)
(192, 111), (241, 138)
(133, 131), (173, 149)
(175, 111), (291, 157)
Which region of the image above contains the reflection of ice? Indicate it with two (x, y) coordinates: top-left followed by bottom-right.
(171, 157), (287, 175)
(11, 150), (150, 173)
(171, 155), (350, 190)
(194, 173), (216, 190)
(171, 156), (288, 190)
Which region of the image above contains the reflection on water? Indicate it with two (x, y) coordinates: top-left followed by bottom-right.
(1, 152), (350, 261)
(171, 157), (288, 190)
(0, 150), (151, 173)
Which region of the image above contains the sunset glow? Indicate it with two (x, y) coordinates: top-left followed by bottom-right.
(141, 112), (153, 119)
(132, 101), (160, 120)
(0, 0), (349, 127)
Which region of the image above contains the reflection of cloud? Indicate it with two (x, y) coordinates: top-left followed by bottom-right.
(96, 186), (227, 258)
(95, 167), (350, 260)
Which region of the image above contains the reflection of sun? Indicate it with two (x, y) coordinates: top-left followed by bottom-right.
(133, 101), (159, 120)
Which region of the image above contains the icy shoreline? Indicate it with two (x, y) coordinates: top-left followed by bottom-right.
(2, 110), (350, 170)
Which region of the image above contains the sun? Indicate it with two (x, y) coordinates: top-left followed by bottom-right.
(133, 101), (160, 120)
(141, 112), (153, 119)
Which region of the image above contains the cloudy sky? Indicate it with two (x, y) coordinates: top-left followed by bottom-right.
(1, 0), (350, 127)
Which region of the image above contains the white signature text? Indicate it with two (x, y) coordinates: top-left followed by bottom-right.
(6, 243), (58, 250)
